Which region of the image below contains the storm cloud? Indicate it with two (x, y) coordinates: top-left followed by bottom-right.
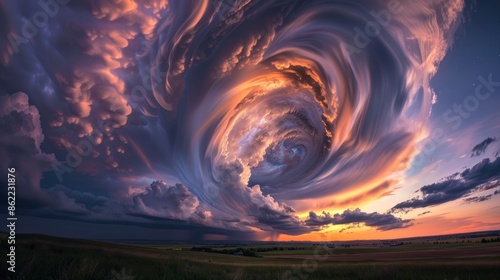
(0, 93), (55, 207)
(0, 0), (464, 237)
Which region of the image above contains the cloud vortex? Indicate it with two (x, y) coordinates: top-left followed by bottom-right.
(0, 0), (464, 235)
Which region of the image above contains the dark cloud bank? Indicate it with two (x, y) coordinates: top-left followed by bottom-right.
(392, 156), (500, 212)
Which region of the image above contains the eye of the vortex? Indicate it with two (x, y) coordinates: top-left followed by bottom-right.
(216, 87), (331, 191)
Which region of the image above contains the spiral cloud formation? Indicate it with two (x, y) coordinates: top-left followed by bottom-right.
(0, 0), (464, 238)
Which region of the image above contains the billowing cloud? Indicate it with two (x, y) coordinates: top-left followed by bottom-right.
(471, 137), (497, 157)
(0, 92), (55, 207)
(392, 157), (500, 212)
(306, 208), (413, 231)
(130, 181), (208, 221)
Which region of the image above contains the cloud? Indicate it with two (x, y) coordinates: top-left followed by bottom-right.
(0, 92), (55, 207)
(471, 137), (497, 157)
(38, 184), (110, 216)
(463, 195), (493, 204)
(392, 157), (500, 212)
(130, 181), (209, 222)
(305, 208), (413, 231)
(417, 211), (431, 216)
(255, 204), (310, 235)
(338, 223), (362, 233)
(47, 189), (92, 215)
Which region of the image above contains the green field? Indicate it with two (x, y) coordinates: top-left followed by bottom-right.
(1, 233), (499, 280)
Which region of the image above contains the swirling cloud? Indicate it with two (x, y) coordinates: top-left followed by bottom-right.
(0, 0), (464, 237)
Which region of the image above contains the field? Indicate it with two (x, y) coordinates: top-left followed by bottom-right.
(1, 233), (499, 280)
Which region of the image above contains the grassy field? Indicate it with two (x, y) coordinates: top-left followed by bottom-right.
(1, 233), (499, 280)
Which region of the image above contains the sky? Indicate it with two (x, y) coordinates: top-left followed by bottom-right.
(0, 0), (499, 242)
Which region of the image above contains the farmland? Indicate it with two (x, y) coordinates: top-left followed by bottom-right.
(1, 232), (499, 279)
